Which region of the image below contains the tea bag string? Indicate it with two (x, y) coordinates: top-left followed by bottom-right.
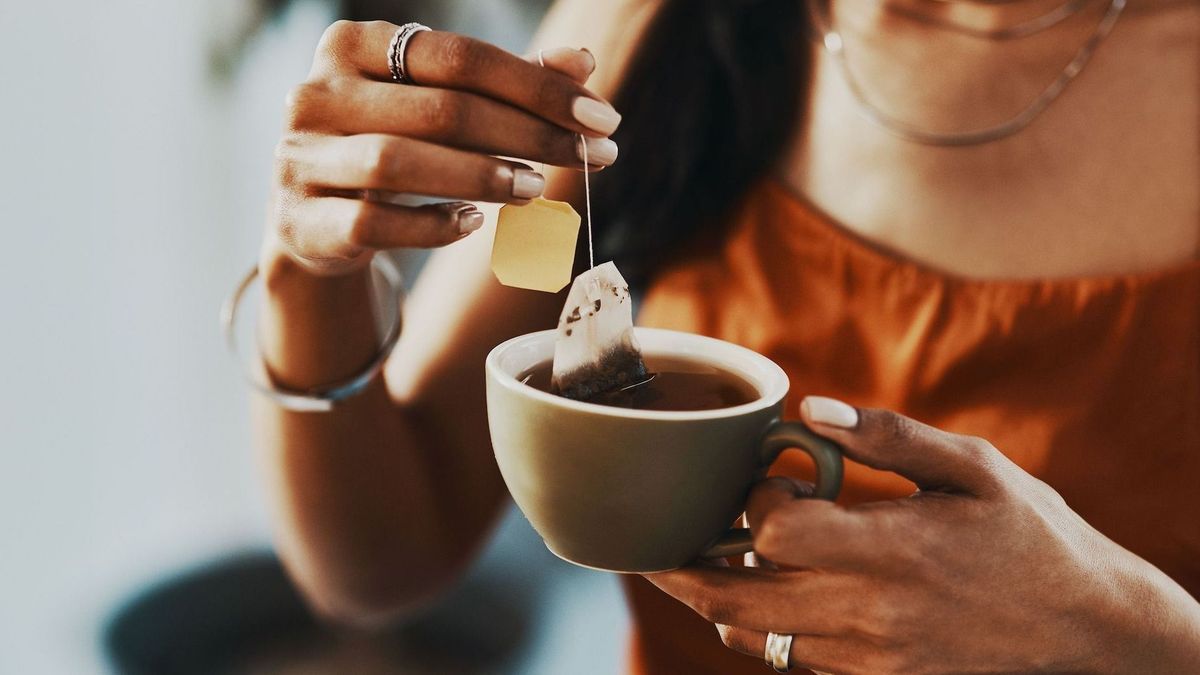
(537, 50), (594, 271)
(580, 133), (594, 270)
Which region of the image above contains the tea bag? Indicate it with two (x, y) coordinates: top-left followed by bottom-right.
(551, 261), (649, 401)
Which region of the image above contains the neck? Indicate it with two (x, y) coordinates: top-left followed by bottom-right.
(812, 0), (1122, 137)
(783, 0), (1200, 278)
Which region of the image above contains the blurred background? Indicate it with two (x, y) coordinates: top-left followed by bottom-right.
(0, 0), (629, 672)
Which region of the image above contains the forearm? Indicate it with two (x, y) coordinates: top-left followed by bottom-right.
(253, 247), (479, 623)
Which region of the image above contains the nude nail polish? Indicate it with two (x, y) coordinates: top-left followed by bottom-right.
(572, 97), (621, 135)
(577, 136), (618, 166)
(802, 396), (859, 429)
(579, 47), (596, 74)
(512, 169), (546, 199)
(459, 210), (485, 234)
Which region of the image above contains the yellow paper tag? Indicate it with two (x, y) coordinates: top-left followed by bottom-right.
(491, 197), (581, 293)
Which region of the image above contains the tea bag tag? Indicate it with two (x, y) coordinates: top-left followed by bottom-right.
(491, 197), (581, 293)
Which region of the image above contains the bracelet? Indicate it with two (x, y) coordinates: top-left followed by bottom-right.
(220, 254), (404, 413)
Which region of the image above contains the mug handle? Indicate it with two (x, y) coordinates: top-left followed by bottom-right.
(701, 421), (844, 559)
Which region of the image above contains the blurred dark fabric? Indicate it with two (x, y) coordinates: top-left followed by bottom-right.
(103, 550), (531, 675)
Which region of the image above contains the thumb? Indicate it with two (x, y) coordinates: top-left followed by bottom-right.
(799, 396), (1003, 495)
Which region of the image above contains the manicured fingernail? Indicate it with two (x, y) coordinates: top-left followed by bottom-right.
(577, 136), (618, 166)
(802, 396), (859, 429)
(459, 209), (485, 234)
(512, 169), (545, 199)
(579, 47), (596, 73)
(572, 96), (621, 135)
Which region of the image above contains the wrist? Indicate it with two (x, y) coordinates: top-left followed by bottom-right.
(1089, 549), (1200, 673)
(255, 234), (388, 390)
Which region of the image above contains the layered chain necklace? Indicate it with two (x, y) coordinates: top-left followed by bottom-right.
(887, 0), (1092, 40)
(806, 0), (1128, 146)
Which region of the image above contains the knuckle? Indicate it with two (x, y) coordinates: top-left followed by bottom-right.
(856, 596), (903, 647)
(529, 75), (560, 113)
(359, 137), (398, 184)
(272, 138), (304, 186)
(540, 125), (572, 160)
(318, 20), (361, 57)
(274, 207), (299, 250)
(272, 135), (309, 184)
(439, 34), (485, 81)
(273, 156), (301, 187)
(957, 434), (1012, 485)
(879, 411), (920, 446)
(754, 513), (790, 560)
(418, 90), (469, 138)
(959, 434), (997, 459)
(283, 81), (327, 130)
(693, 595), (734, 625)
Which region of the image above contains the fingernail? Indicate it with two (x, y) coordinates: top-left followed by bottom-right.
(512, 169), (545, 199)
(802, 396), (859, 429)
(577, 136), (618, 166)
(572, 96), (621, 135)
(579, 47), (596, 73)
(459, 209), (485, 234)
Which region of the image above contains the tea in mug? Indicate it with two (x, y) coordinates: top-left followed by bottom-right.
(521, 355), (759, 411)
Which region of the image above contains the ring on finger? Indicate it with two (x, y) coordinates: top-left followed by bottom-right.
(764, 632), (794, 673)
(388, 22), (431, 84)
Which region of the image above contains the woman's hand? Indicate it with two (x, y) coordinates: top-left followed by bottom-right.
(647, 397), (1200, 674)
(268, 21), (620, 276)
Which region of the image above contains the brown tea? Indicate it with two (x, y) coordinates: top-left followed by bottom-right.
(521, 356), (759, 411)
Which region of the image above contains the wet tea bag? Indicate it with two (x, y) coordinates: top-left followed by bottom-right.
(491, 131), (647, 399)
(551, 261), (649, 401)
(491, 197), (581, 293)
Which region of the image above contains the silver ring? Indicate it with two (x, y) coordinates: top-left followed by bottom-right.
(388, 22), (431, 84)
(764, 632), (793, 673)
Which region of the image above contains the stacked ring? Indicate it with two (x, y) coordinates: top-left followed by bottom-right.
(387, 22), (432, 84)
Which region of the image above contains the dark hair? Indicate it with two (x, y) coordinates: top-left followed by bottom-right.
(592, 0), (809, 289)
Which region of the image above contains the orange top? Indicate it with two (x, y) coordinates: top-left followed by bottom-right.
(626, 180), (1200, 674)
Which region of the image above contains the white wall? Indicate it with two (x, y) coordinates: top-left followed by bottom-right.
(0, 1), (627, 672)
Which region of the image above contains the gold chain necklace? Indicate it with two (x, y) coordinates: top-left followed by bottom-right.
(806, 0), (1127, 146)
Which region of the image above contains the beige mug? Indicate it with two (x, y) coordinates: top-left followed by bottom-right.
(485, 327), (843, 573)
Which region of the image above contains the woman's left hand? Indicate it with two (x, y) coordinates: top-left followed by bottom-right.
(646, 397), (1200, 675)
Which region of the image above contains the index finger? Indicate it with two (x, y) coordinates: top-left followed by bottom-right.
(315, 21), (620, 136)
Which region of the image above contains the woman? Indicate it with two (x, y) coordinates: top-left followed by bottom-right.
(253, 0), (1200, 671)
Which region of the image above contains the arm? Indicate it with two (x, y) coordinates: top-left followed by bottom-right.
(647, 398), (1200, 674)
(254, 2), (661, 624)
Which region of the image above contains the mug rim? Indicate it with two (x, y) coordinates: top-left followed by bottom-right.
(485, 327), (789, 421)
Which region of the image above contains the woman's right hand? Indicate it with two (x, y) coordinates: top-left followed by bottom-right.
(267, 20), (620, 276)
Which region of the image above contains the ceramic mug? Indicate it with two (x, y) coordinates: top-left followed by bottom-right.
(485, 327), (844, 573)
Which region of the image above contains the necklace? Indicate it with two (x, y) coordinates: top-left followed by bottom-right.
(807, 0), (1127, 146)
(888, 0), (1091, 40)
